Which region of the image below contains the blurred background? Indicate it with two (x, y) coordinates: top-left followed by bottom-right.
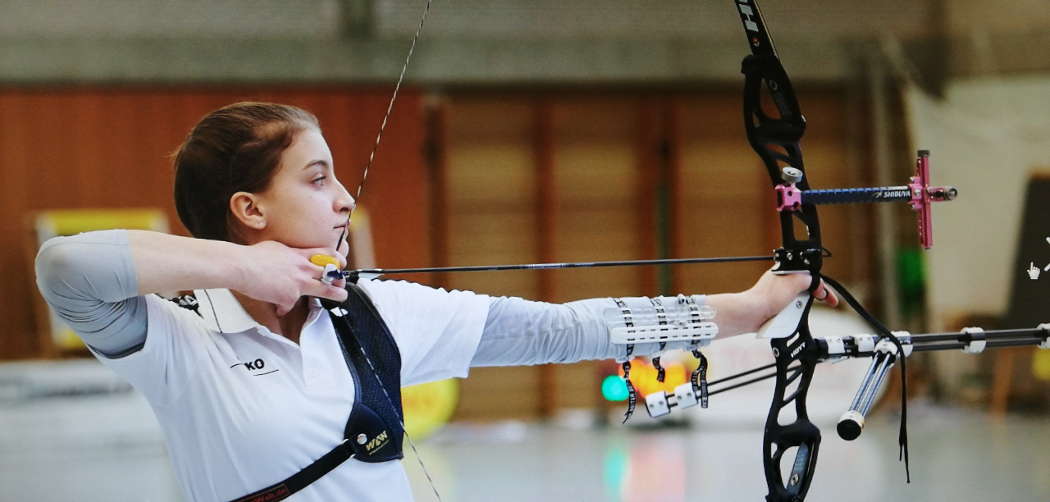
(1, 1), (1048, 501)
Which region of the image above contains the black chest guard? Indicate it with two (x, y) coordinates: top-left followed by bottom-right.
(328, 282), (405, 463)
(169, 285), (405, 502)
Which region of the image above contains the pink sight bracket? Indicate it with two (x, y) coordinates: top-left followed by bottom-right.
(910, 150), (958, 249)
(774, 183), (802, 212)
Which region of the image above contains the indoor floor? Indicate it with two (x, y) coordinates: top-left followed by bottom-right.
(1, 360), (1047, 502)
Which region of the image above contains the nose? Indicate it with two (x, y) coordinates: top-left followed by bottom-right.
(336, 188), (356, 214)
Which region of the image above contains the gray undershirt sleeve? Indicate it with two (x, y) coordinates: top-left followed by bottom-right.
(471, 295), (707, 367)
(34, 230), (148, 358)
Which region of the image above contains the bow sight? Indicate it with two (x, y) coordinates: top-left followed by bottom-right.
(775, 151), (958, 249)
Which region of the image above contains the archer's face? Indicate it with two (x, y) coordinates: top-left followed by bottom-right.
(254, 128), (354, 254)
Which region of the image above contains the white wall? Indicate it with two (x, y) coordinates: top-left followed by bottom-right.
(905, 74), (1050, 328)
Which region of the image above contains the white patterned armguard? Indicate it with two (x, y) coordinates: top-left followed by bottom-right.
(604, 294), (718, 347)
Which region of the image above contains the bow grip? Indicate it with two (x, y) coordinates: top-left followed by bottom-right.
(757, 293), (810, 339)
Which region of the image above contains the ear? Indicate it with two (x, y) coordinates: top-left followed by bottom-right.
(229, 191), (267, 231)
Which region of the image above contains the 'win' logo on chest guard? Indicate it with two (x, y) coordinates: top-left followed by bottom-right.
(356, 430), (390, 455)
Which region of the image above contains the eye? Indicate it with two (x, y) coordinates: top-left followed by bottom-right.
(312, 175), (327, 186)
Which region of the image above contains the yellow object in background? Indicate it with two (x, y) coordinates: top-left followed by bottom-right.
(617, 358), (695, 397)
(1033, 350), (1050, 381)
(402, 379), (459, 440)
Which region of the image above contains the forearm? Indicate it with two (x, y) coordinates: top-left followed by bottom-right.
(704, 292), (766, 337)
(128, 230), (247, 295)
(34, 229), (245, 356)
(470, 297), (612, 367)
(471, 294), (726, 367)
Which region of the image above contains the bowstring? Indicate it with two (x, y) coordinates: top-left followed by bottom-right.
(338, 0), (435, 251)
(332, 1), (442, 500)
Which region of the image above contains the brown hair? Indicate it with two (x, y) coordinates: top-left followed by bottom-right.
(173, 102), (320, 242)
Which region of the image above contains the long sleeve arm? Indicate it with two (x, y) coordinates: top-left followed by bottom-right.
(470, 295), (713, 367)
(35, 230), (149, 357)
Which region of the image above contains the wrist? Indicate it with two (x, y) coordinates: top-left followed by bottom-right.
(220, 240), (252, 293)
(707, 292), (763, 337)
(740, 287), (773, 323)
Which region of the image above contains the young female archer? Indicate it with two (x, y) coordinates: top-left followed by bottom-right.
(35, 102), (838, 501)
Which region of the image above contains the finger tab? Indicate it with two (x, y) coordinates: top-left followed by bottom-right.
(309, 254), (340, 268)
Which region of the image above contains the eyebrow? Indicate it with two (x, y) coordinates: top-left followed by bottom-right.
(303, 160), (330, 170)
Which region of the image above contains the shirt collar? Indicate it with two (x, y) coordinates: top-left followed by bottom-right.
(192, 288), (325, 335)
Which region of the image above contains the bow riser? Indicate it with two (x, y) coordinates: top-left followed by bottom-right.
(735, 1), (825, 500)
(763, 324), (822, 502)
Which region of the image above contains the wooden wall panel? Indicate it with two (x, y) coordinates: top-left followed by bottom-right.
(678, 93), (773, 295)
(444, 88), (870, 420)
(0, 86), (426, 360)
(676, 90), (868, 296)
(442, 97), (543, 419)
(552, 99), (640, 302)
(791, 90), (867, 282)
(443, 98), (538, 298)
(0, 92), (36, 358)
(453, 366), (544, 420)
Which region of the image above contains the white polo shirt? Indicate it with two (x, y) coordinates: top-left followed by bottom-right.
(92, 279), (489, 502)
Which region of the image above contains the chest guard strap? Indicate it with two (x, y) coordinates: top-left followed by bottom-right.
(229, 283), (404, 502)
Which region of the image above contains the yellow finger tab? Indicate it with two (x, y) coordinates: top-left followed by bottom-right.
(310, 254), (340, 268)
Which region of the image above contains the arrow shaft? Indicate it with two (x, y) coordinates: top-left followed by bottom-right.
(348, 255), (773, 277)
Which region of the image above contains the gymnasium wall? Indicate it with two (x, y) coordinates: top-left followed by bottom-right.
(0, 85), (872, 420)
(432, 89), (871, 419)
(0, 87), (430, 360)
